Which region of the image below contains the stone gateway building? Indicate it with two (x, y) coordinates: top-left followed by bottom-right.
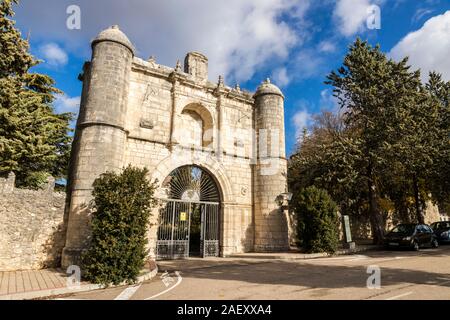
(62, 26), (290, 267)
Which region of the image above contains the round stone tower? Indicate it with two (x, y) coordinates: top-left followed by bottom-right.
(62, 25), (134, 267)
(253, 79), (289, 252)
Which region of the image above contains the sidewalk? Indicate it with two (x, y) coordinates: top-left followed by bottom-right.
(0, 261), (158, 300)
(228, 244), (383, 261)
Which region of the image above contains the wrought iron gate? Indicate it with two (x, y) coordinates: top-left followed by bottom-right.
(156, 165), (221, 260)
(201, 202), (220, 257)
(156, 200), (192, 259)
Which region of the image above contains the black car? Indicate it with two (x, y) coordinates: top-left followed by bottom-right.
(430, 221), (450, 244)
(384, 223), (439, 250)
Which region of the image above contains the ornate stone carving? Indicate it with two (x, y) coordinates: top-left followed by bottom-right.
(218, 75), (224, 87)
(143, 84), (159, 104)
(140, 118), (155, 129)
(175, 60), (182, 73)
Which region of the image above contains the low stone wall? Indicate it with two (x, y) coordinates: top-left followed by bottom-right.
(0, 173), (67, 271)
(349, 202), (444, 241)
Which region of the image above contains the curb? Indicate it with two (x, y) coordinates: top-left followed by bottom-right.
(0, 265), (159, 301)
(229, 245), (384, 261)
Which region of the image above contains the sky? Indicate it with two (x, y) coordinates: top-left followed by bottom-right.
(12, 0), (450, 156)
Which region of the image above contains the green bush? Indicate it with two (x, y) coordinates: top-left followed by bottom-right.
(293, 186), (339, 254)
(82, 166), (157, 285)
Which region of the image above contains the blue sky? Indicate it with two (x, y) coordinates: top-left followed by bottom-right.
(13, 0), (450, 156)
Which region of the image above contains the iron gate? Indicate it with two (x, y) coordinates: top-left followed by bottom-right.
(156, 165), (221, 260)
(156, 200), (192, 259)
(201, 202), (220, 258)
(156, 200), (220, 259)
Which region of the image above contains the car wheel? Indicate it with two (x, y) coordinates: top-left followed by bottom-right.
(431, 238), (439, 248)
(412, 241), (420, 251)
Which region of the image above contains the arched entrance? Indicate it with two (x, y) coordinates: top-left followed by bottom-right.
(156, 165), (221, 260)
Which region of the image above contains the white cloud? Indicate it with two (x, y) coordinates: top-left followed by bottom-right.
(16, 0), (311, 83)
(290, 0), (311, 20)
(390, 11), (450, 81)
(333, 0), (382, 37)
(293, 107), (312, 138)
(412, 8), (434, 24)
(294, 49), (325, 79)
(271, 67), (290, 87)
(320, 89), (339, 111)
(318, 40), (336, 53)
(39, 43), (68, 66)
(54, 94), (80, 114)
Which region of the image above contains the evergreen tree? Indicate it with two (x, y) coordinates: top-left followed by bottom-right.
(380, 59), (434, 224)
(292, 186), (339, 254)
(0, 0), (72, 188)
(82, 166), (157, 286)
(426, 72), (450, 212)
(324, 39), (440, 240)
(290, 39), (450, 243)
(325, 39), (396, 243)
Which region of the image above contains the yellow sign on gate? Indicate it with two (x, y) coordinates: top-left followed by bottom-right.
(180, 212), (187, 221)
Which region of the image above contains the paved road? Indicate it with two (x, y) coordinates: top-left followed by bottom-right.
(54, 245), (450, 300)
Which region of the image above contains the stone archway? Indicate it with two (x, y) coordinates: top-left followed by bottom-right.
(147, 152), (233, 259)
(155, 165), (222, 259)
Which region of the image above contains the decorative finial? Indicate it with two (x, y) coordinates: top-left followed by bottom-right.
(148, 55), (156, 63)
(235, 83), (241, 92)
(111, 25), (119, 30)
(265, 78), (271, 84)
(218, 75), (224, 87)
(175, 60), (182, 72)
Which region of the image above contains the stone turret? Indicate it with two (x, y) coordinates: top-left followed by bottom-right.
(184, 52), (208, 81)
(253, 79), (289, 252)
(62, 25), (134, 267)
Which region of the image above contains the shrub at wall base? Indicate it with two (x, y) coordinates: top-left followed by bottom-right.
(81, 166), (157, 286)
(293, 186), (339, 254)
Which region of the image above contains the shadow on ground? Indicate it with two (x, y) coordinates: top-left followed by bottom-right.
(157, 246), (450, 290)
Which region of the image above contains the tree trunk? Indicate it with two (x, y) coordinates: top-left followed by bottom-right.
(413, 174), (425, 224)
(367, 163), (384, 244)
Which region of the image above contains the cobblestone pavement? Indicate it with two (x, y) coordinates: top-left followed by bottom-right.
(52, 245), (450, 300)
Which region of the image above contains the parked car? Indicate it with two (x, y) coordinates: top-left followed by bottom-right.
(430, 221), (450, 244)
(384, 223), (439, 250)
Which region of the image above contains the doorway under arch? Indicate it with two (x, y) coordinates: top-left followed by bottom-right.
(156, 165), (221, 260)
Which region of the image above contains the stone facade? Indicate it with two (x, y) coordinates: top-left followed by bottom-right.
(0, 173), (66, 271)
(62, 25), (290, 267)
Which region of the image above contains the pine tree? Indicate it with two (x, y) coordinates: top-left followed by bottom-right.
(379, 59), (433, 224)
(290, 39), (450, 243)
(325, 39), (397, 243)
(426, 72), (450, 212)
(0, 0), (72, 188)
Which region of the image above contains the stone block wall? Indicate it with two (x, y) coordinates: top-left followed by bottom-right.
(349, 202), (445, 241)
(0, 173), (66, 271)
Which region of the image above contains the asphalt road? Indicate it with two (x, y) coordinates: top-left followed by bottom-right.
(53, 245), (450, 300)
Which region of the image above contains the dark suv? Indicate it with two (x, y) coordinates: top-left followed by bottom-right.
(430, 221), (450, 244)
(384, 223), (439, 250)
